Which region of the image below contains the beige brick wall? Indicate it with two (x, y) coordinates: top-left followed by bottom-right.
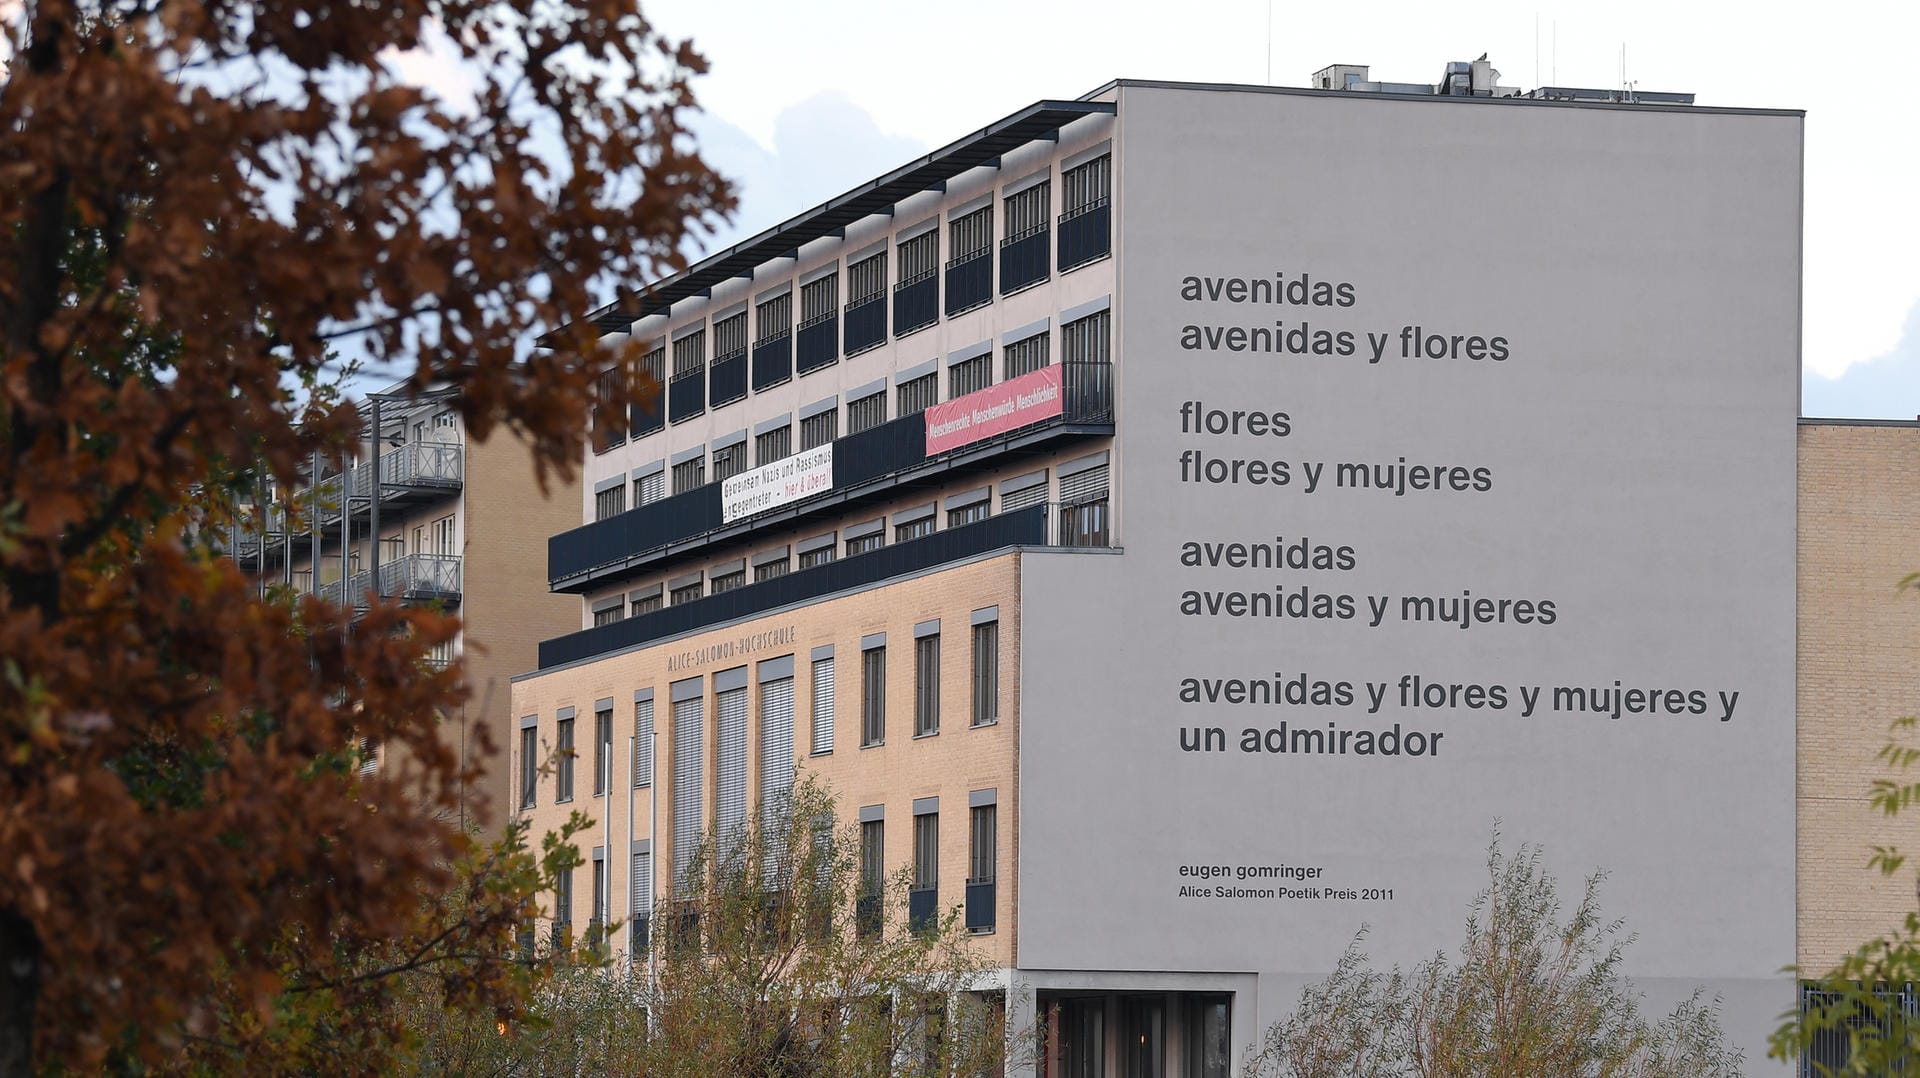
(462, 430), (584, 829)
(513, 551), (1022, 966)
(1798, 421), (1920, 969)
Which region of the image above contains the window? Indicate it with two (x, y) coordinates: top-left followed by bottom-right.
(519, 724), (537, 809)
(712, 442), (746, 483)
(593, 369), (627, 452)
(556, 713), (575, 802)
(811, 655), (835, 754)
(631, 850), (652, 958)
(1004, 331), (1050, 379)
(591, 854), (608, 938)
(634, 697), (654, 787)
(847, 392), (886, 434)
(756, 291), (792, 344)
(800, 409), (837, 450)
(951, 205), (992, 264)
(897, 372), (937, 416)
(759, 672), (797, 876)
(756, 425), (791, 466)
(847, 531), (884, 557)
(432, 515), (455, 556)
(948, 501), (990, 528)
(634, 346), (666, 436)
(554, 866), (573, 942)
(714, 311), (748, 360)
(672, 328), (706, 378)
(671, 692), (705, 896)
(593, 603), (624, 628)
(801, 273), (837, 324)
(1184, 995), (1232, 1078)
(896, 514), (935, 544)
(358, 736), (378, 776)
(1059, 461), (1111, 547)
(1062, 308), (1111, 365)
(1004, 181), (1050, 240)
(1063, 154), (1111, 215)
(899, 230), (938, 285)
(755, 558), (790, 582)
(912, 811), (938, 894)
(595, 484), (627, 521)
(593, 705), (612, 796)
(632, 591), (662, 617)
(858, 819), (884, 938)
(799, 544), (835, 570)
(1000, 475), (1048, 512)
(972, 621), (999, 727)
(711, 570), (746, 594)
(969, 804), (996, 885)
(848, 252), (887, 307)
(672, 455), (705, 494)
(716, 684), (748, 849)
(670, 580), (703, 605)
(915, 634), (939, 737)
(635, 469), (665, 507)
(861, 645), (886, 746)
(949, 353), (991, 398)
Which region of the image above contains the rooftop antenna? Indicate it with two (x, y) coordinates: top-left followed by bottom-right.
(1552, 21), (1557, 84)
(1534, 13), (1540, 88)
(1265, 0), (1272, 83)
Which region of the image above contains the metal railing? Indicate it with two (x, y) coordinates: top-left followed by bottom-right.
(541, 500), (1112, 668)
(893, 272), (938, 337)
(965, 880), (996, 933)
(999, 226), (1049, 295)
(546, 359), (1116, 591)
(944, 248), (992, 316)
(1057, 199), (1111, 271)
(843, 294), (887, 355)
(318, 554), (463, 608)
(710, 350), (748, 407)
(796, 312), (837, 373)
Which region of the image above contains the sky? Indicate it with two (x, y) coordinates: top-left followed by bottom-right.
(631, 0), (1920, 420)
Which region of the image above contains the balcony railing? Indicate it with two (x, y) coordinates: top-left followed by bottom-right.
(843, 294), (886, 355)
(630, 382), (665, 438)
(542, 504), (1068, 668)
(318, 554), (463, 608)
(908, 887), (937, 935)
(965, 880), (995, 933)
(893, 273), (938, 337)
(999, 226), (1049, 295)
(751, 333), (792, 391)
(546, 359), (1115, 592)
(710, 350), (748, 408)
(796, 312), (837, 373)
(944, 248), (992, 316)
(668, 368), (705, 423)
(1057, 199), (1111, 271)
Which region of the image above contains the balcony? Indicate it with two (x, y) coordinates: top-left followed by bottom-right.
(1057, 199), (1111, 271)
(668, 368), (705, 423)
(999, 226), (1049, 295)
(965, 880), (995, 933)
(318, 553), (463, 609)
(542, 505), (1064, 668)
(751, 333), (792, 391)
(843, 294), (886, 355)
(235, 441), (464, 568)
(796, 312), (837, 373)
(893, 272), (938, 337)
(546, 359), (1115, 593)
(944, 248), (992, 316)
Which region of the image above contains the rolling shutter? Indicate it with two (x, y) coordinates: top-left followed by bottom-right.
(811, 658), (835, 754)
(670, 696), (703, 896)
(760, 676), (796, 881)
(715, 687), (749, 852)
(1059, 464), (1108, 504)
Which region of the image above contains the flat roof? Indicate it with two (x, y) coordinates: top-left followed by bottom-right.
(582, 98), (1115, 337)
(1085, 77), (1803, 120)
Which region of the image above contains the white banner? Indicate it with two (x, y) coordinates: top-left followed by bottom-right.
(721, 443), (833, 523)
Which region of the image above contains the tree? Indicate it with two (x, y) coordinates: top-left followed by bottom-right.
(0, 0), (731, 1067)
(1246, 837), (1742, 1078)
(399, 779), (1020, 1078)
(1769, 711), (1920, 1076)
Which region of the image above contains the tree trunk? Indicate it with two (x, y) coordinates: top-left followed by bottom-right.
(0, 905), (42, 1075)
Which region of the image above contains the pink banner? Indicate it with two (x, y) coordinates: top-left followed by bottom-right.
(924, 365), (1065, 455)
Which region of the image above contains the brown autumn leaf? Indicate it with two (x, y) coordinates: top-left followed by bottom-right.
(0, 0), (734, 1070)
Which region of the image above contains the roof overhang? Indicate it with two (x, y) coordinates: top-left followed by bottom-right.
(584, 98), (1117, 336)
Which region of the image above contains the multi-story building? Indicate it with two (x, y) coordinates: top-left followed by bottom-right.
(233, 385), (580, 827)
(512, 63), (1813, 1074)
